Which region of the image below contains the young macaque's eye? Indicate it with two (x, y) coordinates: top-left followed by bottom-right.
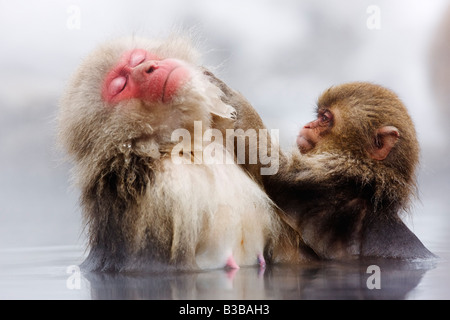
(318, 110), (333, 125)
(108, 76), (127, 96)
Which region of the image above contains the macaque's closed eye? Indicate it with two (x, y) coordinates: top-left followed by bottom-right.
(108, 49), (154, 95)
(108, 76), (127, 96)
(106, 50), (148, 96)
(129, 49), (147, 67)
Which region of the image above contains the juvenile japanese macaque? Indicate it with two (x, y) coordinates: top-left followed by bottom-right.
(58, 36), (302, 272)
(266, 82), (435, 260)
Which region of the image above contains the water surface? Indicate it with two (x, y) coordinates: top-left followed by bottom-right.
(0, 244), (447, 300)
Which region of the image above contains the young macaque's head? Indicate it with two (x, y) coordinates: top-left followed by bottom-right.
(296, 82), (420, 212)
(297, 82), (419, 170)
(58, 36), (235, 173)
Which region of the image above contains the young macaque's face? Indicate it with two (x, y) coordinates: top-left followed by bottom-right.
(296, 83), (411, 163)
(296, 108), (334, 154)
(102, 48), (191, 104)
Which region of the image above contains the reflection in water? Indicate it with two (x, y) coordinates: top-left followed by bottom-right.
(0, 246), (441, 299)
(85, 258), (436, 300)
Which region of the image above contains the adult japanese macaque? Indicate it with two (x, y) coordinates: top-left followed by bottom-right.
(58, 36), (302, 272)
(266, 82), (435, 260)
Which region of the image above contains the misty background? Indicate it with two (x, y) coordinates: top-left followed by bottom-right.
(1, 0), (450, 255)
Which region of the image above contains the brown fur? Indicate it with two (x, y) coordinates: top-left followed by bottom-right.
(204, 70), (280, 186)
(313, 82), (419, 213)
(265, 82), (434, 259)
(204, 71), (316, 262)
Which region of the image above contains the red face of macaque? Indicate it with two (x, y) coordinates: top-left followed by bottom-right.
(296, 108), (334, 154)
(102, 49), (191, 104)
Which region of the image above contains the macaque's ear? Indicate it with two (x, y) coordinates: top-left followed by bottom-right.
(369, 126), (400, 161)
